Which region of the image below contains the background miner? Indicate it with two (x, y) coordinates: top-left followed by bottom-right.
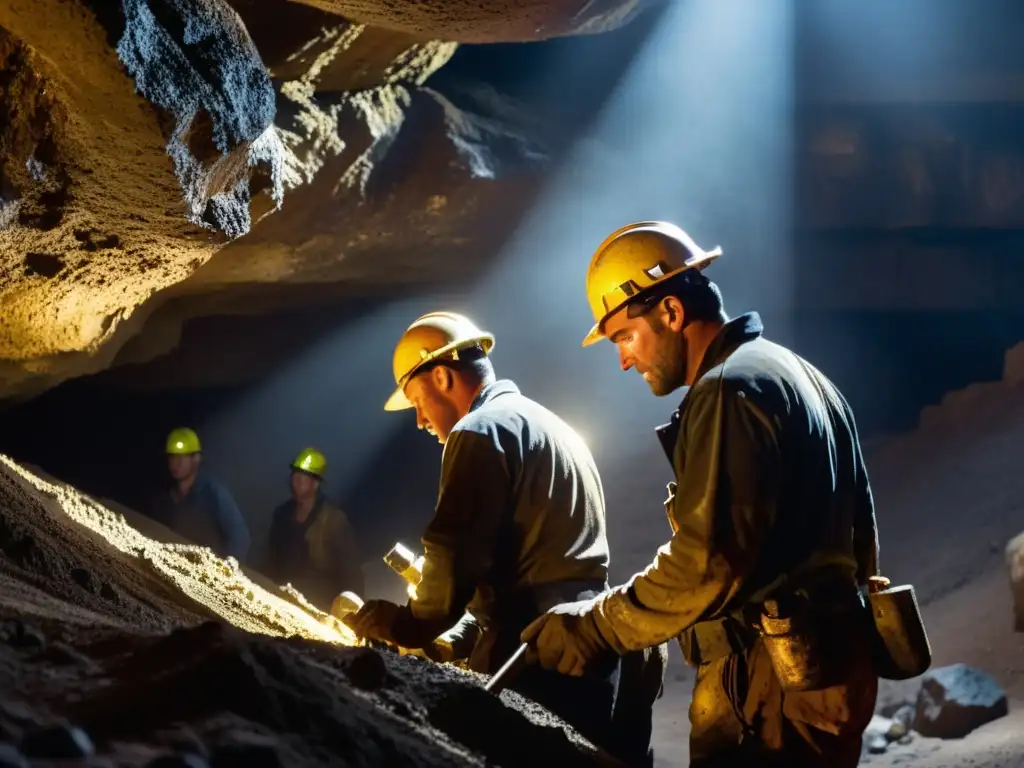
(151, 427), (251, 563)
(265, 447), (364, 611)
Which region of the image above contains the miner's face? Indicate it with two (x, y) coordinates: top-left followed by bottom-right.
(167, 452), (200, 481)
(604, 298), (688, 396)
(290, 471), (319, 501)
(404, 369), (462, 444)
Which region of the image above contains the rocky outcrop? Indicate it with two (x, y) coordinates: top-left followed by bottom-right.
(0, 455), (614, 767)
(0, 0), (632, 400)
(0, 0), (282, 398)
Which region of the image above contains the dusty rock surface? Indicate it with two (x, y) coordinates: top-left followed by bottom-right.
(0, 456), (618, 767)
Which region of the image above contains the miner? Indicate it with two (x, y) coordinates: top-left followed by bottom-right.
(151, 427), (251, 562)
(342, 311), (623, 752)
(522, 221), (881, 766)
(265, 447), (364, 611)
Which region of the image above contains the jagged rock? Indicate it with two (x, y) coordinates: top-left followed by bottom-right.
(914, 664), (1009, 739)
(0, 0), (282, 399)
(0, 0), (635, 400)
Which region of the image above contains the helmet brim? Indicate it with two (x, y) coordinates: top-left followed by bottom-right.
(581, 323), (604, 348)
(581, 247), (722, 348)
(384, 386), (414, 412)
(384, 333), (495, 411)
(290, 464), (325, 481)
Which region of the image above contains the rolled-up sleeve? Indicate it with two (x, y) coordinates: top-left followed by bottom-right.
(593, 378), (782, 654)
(391, 427), (510, 648)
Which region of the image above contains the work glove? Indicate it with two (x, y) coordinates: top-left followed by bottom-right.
(342, 599), (401, 644)
(520, 597), (615, 677)
(397, 637), (456, 664)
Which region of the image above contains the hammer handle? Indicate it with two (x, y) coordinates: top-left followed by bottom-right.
(485, 642), (530, 693)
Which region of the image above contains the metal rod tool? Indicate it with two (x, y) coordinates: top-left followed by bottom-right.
(484, 641), (530, 694)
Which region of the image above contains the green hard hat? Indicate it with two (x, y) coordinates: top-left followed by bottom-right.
(291, 447), (327, 479)
(166, 427), (201, 455)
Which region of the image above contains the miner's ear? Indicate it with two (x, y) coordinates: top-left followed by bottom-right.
(660, 295), (686, 332)
(431, 364), (454, 393)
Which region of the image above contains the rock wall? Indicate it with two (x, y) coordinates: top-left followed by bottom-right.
(0, 0), (647, 401)
(0, 0), (281, 397)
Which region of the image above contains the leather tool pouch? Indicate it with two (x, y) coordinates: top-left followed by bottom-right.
(759, 593), (847, 692)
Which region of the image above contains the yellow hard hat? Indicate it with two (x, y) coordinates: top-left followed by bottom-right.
(582, 221), (723, 347)
(166, 427), (201, 455)
(384, 311), (495, 411)
(291, 447), (327, 479)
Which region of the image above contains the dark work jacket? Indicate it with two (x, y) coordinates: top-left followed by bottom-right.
(150, 471), (251, 563)
(591, 312), (880, 665)
(389, 379), (611, 674)
(265, 494), (364, 612)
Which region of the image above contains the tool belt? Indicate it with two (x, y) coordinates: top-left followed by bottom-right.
(682, 577), (869, 692)
(679, 613), (759, 668)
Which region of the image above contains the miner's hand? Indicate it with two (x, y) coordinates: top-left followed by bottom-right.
(342, 599), (401, 643)
(520, 597), (613, 677)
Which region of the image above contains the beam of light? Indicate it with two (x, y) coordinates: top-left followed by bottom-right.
(169, 1), (795, 594)
(457, 0), (795, 577)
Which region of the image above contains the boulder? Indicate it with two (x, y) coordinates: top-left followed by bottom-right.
(913, 663), (1008, 738)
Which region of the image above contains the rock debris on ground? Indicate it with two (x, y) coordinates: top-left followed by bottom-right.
(0, 456), (612, 767)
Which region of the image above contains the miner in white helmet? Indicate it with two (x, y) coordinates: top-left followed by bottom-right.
(342, 311), (628, 755)
(521, 221), (882, 766)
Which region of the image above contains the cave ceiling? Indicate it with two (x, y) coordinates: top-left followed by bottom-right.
(0, 0), (657, 401)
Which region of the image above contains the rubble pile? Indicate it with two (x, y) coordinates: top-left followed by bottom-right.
(0, 457), (610, 767)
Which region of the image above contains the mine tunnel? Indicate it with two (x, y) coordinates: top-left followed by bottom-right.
(4, 0), (1024, 766)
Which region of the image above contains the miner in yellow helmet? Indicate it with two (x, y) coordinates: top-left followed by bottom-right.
(264, 447), (364, 612)
(522, 221), (884, 767)
(150, 427), (251, 562)
(343, 310), (619, 754)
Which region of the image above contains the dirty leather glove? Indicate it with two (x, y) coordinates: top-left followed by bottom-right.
(342, 599), (402, 644)
(520, 597), (614, 677)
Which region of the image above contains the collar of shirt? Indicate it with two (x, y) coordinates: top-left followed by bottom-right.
(467, 378), (520, 414)
(691, 311), (764, 384)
